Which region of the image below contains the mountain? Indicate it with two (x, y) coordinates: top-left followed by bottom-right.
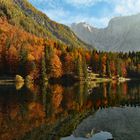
(0, 0), (87, 48)
(71, 14), (140, 52)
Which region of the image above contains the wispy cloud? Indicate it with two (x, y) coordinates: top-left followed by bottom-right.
(113, 0), (140, 15)
(29, 0), (61, 9)
(29, 0), (140, 28)
(65, 0), (109, 7)
(61, 15), (110, 28)
(43, 8), (70, 23)
(65, 0), (97, 6)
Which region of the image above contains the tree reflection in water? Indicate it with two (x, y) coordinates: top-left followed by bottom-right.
(0, 81), (140, 140)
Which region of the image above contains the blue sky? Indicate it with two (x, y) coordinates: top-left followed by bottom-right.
(29, 0), (140, 28)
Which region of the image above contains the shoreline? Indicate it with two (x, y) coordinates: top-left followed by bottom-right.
(86, 77), (132, 84)
(0, 79), (15, 85)
(0, 76), (139, 86)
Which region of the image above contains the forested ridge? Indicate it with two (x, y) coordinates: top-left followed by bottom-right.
(0, 0), (87, 48)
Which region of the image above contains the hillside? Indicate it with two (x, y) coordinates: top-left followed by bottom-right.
(71, 14), (140, 52)
(0, 16), (91, 81)
(0, 0), (86, 48)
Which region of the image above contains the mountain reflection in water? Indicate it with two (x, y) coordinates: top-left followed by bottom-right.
(0, 81), (140, 140)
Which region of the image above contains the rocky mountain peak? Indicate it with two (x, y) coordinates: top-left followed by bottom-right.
(71, 14), (140, 52)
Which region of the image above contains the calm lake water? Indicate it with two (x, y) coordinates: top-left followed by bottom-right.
(0, 80), (140, 140)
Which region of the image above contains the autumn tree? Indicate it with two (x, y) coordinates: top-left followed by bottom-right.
(49, 54), (62, 78)
(7, 46), (19, 74)
(45, 45), (62, 78)
(61, 52), (74, 75)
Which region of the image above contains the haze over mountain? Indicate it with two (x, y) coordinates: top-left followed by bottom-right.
(71, 14), (140, 52)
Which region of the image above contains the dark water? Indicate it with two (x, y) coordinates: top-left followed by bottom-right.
(0, 81), (140, 140)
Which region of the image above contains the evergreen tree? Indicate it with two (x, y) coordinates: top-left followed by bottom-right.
(41, 54), (47, 83)
(106, 58), (111, 77)
(82, 57), (88, 80)
(99, 54), (103, 77)
(75, 55), (83, 79)
(90, 49), (98, 72)
(117, 59), (122, 77)
(19, 46), (28, 76)
(45, 46), (53, 75)
(5, 37), (11, 49)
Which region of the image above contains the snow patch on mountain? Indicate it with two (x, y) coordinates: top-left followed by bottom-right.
(71, 14), (140, 52)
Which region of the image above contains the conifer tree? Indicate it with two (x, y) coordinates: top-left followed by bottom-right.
(106, 58), (111, 78)
(117, 59), (122, 77)
(45, 46), (53, 75)
(75, 55), (83, 79)
(83, 57), (88, 79)
(41, 54), (47, 83)
(19, 47), (28, 75)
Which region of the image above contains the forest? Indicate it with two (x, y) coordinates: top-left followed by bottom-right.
(0, 1), (140, 140)
(0, 17), (140, 84)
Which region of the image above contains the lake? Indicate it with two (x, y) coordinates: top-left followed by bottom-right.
(0, 80), (140, 140)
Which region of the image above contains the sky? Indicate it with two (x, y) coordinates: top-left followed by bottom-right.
(29, 0), (140, 28)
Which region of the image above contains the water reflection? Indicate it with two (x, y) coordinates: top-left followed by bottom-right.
(61, 131), (113, 140)
(71, 107), (140, 140)
(0, 81), (140, 140)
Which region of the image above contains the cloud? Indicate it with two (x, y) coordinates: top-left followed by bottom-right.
(65, 0), (140, 15)
(65, 0), (96, 6)
(29, 0), (61, 9)
(43, 8), (70, 23)
(29, 0), (140, 28)
(65, 0), (140, 14)
(113, 0), (140, 15)
(65, 0), (108, 7)
(58, 14), (110, 28)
